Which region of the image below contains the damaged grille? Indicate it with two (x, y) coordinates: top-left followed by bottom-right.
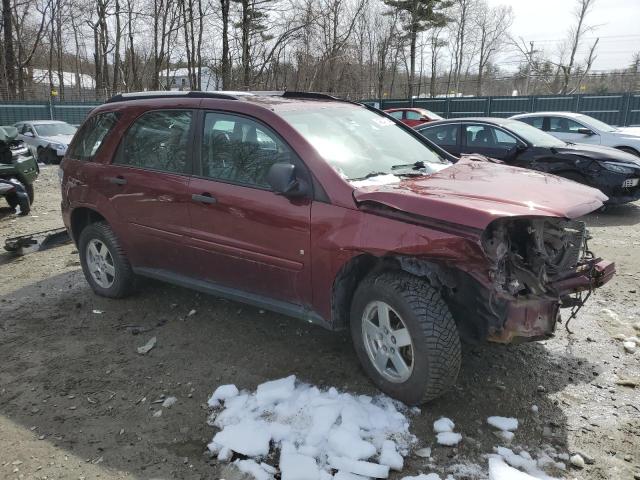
(482, 217), (587, 296)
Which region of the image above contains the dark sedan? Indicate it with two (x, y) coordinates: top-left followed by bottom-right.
(416, 118), (640, 205)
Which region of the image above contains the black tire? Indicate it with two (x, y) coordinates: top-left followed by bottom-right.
(350, 271), (461, 405)
(617, 147), (639, 157)
(36, 147), (46, 164)
(78, 221), (135, 298)
(5, 193), (29, 215)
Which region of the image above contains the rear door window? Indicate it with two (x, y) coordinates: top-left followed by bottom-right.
(519, 116), (544, 129)
(114, 110), (193, 174)
(68, 112), (119, 161)
(548, 117), (585, 133)
(388, 111), (404, 120)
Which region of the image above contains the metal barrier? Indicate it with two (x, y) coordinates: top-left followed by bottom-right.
(365, 93), (640, 126)
(0, 100), (99, 126)
(1, 93), (639, 126)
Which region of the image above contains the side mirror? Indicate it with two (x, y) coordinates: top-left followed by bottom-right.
(24, 132), (34, 137)
(420, 116), (430, 121)
(577, 128), (594, 136)
(266, 163), (308, 198)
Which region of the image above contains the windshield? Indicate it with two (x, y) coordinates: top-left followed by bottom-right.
(34, 123), (77, 137)
(505, 120), (566, 148)
(278, 105), (449, 181)
(574, 114), (617, 132)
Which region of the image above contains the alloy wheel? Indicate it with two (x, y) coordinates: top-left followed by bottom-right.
(361, 300), (414, 383)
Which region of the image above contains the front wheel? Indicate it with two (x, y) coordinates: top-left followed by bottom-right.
(350, 271), (461, 405)
(78, 222), (135, 298)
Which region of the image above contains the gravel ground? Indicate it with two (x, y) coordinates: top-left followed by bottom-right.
(0, 165), (639, 480)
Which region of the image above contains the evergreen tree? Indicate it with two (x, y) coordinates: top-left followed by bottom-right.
(383, 0), (451, 99)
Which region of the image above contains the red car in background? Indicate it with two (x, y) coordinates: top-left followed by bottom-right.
(384, 107), (443, 127)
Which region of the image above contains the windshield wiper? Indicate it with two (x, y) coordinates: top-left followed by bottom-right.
(349, 171), (389, 181)
(391, 160), (426, 170)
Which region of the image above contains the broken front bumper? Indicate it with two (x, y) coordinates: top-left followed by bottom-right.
(487, 258), (615, 343)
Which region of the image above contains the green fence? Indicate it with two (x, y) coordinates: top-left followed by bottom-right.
(366, 93), (640, 127)
(1, 92), (639, 126)
(0, 100), (100, 126)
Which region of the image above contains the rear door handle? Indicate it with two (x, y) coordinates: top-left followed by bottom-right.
(192, 193), (217, 205)
(107, 176), (127, 185)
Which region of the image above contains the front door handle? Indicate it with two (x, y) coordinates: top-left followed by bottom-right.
(107, 176), (127, 185)
(192, 193), (217, 205)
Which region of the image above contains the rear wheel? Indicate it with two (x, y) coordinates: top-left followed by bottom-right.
(78, 222), (135, 298)
(350, 271), (461, 405)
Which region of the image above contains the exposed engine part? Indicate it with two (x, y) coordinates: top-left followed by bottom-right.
(482, 217), (588, 297)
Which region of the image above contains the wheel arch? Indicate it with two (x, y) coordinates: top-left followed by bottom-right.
(330, 254), (461, 330)
(614, 145), (640, 156)
(70, 207), (107, 243)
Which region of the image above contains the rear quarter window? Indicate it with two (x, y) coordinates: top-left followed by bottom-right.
(68, 112), (119, 161)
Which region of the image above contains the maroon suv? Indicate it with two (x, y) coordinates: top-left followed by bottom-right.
(61, 91), (614, 404)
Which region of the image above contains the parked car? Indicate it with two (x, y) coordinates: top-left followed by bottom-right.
(384, 108), (443, 127)
(14, 120), (78, 164)
(417, 118), (640, 205)
(511, 112), (640, 156)
(61, 91), (614, 404)
(0, 125), (38, 214)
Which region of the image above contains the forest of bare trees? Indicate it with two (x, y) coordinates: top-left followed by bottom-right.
(0, 0), (639, 101)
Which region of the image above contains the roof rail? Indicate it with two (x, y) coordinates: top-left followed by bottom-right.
(282, 91), (344, 101)
(105, 91), (239, 103)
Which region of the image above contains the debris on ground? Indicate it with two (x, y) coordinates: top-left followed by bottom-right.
(570, 454), (585, 469)
(162, 396), (177, 408)
(136, 336), (157, 354)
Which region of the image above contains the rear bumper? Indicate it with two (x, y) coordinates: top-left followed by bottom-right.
(487, 259), (615, 343)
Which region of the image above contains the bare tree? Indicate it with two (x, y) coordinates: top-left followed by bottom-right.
(473, 2), (512, 95)
(559, 0), (598, 94)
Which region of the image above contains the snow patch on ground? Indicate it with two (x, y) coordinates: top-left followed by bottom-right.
(487, 416), (518, 432)
(207, 376), (416, 479)
(433, 417), (455, 433)
(436, 432), (462, 446)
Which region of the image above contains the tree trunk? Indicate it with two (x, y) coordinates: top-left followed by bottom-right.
(241, 0), (250, 89)
(220, 0), (230, 89)
(408, 23), (417, 100)
(2, 0), (16, 97)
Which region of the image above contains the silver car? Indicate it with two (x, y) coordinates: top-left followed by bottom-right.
(14, 120), (78, 164)
(510, 112), (640, 157)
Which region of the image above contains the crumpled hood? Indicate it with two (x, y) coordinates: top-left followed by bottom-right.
(353, 159), (607, 231)
(41, 134), (74, 146)
(555, 143), (640, 168)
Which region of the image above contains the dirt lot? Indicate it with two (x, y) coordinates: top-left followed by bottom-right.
(1, 166), (639, 480)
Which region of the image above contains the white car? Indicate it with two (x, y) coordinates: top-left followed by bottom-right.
(510, 112), (640, 157)
(14, 120), (78, 164)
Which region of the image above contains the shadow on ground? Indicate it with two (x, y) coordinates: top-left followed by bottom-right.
(0, 269), (600, 479)
(584, 202), (640, 228)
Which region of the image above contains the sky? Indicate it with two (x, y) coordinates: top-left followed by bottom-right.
(486, 0), (640, 71)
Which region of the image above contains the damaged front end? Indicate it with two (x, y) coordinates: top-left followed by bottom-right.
(479, 217), (614, 342)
